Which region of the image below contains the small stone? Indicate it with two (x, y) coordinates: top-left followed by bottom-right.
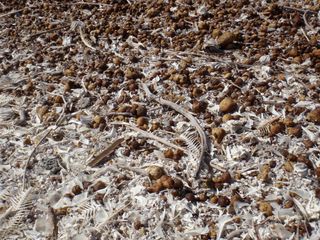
(192, 100), (206, 113)
(281, 117), (295, 127)
(173, 149), (184, 161)
(269, 160), (277, 168)
(212, 171), (232, 183)
(211, 127), (226, 144)
(198, 20), (208, 30)
(113, 57), (121, 65)
(148, 182), (163, 193)
(64, 81), (72, 92)
(283, 161), (294, 172)
(269, 122), (285, 136)
(93, 115), (105, 125)
(63, 68), (75, 77)
(36, 106), (49, 121)
(125, 67), (140, 79)
(147, 166), (165, 180)
(312, 49), (320, 58)
(160, 175), (174, 189)
(288, 48), (299, 57)
(92, 181), (107, 192)
(173, 178), (183, 189)
(54, 95), (63, 104)
(222, 114), (234, 122)
(136, 116), (148, 127)
(164, 149), (174, 159)
(217, 196), (230, 207)
(47, 84), (55, 92)
(192, 87), (202, 97)
(287, 126), (302, 137)
(151, 121), (160, 131)
(211, 29), (221, 38)
(259, 201), (273, 216)
(117, 105), (129, 113)
(170, 73), (188, 85)
(258, 164), (270, 182)
(217, 31), (237, 48)
(136, 105), (147, 117)
(307, 108), (320, 124)
(72, 185), (82, 195)
(283, 199), (294, 208)
(87, 83), (96, 91)
(133, 219), (143, 230)
(198, 193), (207, 202)
(219, 97), (237, 113)
(23, 136), (32, 145)
(298, 155), (314, 169)
(210, 195), (218, 204)
(185, 193), (196, 202)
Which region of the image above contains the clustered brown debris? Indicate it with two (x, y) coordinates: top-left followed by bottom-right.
(0, 0), (319, 239)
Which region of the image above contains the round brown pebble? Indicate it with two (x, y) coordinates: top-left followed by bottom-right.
(269, 122), (285, 136)
(222, 114), (234, 122)
(212, 171), (232, 183)
(281, 117), (295, 127)
(134, 219), (143, 230)
(125, 67), (140, 79)
(217, 32), (237, 48)
(147, 166), (165, 180)
(219, 97), (237, 113)
(212, 29), (221, 38)
(63, 68), (75, 77)
(185, 193), (196, 202)
(287, 48), (299, 57)
(160, 175), (175, 189)
(147, 181), (163, 193)
(210, 195), (218, 204)
(283, 199), (294, 208)
(47, 84), (55, 92)
(211, 127), (226, 144)
(192, 100), (206, 113)
(217, 196), (230, 207)
(113, 57), (121, 65)
(92, 181), (107, 192)
(173, 178), (184, 189)
(93, 115), (105, 125)
(72, 185), (82, 195)
(64, 81), (72, 92)
(259, 201), (273, 216)
(258, 164), (270, 182)
(198, 193), (207, 202)
(136, 116), (148, 127)
(164, 149), (174, 159)
(136, 105), (147, 117)
(297, 155), (314, 169)
(287, 126), (302, 137)
(151, 121), (160, 131)
(312, 49), (320, 58)
(94, 193), (104, 203)
(307, 108), (320, 124)
(54, 95), (63, 104)
(173, 149), (184, 161)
